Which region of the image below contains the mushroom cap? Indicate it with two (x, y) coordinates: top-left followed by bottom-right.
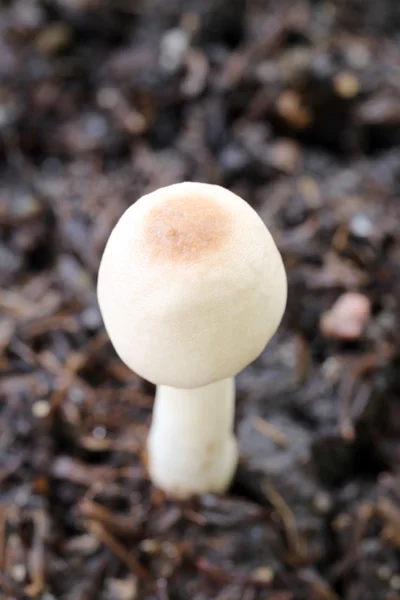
(97, 182), (287, 388)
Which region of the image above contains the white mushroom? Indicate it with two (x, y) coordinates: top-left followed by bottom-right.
(97, 182), (287, 498)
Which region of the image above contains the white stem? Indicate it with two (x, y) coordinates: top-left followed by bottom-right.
(147, 378), (238, 498)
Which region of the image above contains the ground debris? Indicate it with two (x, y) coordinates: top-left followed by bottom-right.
(1, 1), (400, 599)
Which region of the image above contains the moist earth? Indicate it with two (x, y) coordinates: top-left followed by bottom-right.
(1, 1), (400, 599)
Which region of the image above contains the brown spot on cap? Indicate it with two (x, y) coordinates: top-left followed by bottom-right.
(143, 193), (232, 263)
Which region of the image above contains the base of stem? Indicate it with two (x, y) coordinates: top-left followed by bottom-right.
(147, 378), (238, 499)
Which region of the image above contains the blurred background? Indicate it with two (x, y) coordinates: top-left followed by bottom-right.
(1, 1), (400, 599)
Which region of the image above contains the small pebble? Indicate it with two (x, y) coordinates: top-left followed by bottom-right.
(219, 143), (248, 174)
(106, 577), (137, 600)
(377, 565), (392, 581)
(390, 575), (400, 591)
(11, 564), (26, 583)
(376, 310), (397, 332)
(269, 139), (301, 173)
(320, 292), (371, 341)
(12, 194), (42, 220)
(277, 90), (312, 129)
(15, 486), (31, 506)
(350, 213), (373, 238)
(250, 526), (264, 541)
(321, 356), (342, 383)
(32, 400), (51, 419)
(332, 512), (351, 531)
(13, 0), (43, 27)
(278, 341), (297, 368)
(298, 176), (321, 208)
(140, 539), (161, 553)
(162, 541), (179, 559)
(358, 96), (400, 125)
(97, 87), (119, 109)
(35, 24), (71, 55)
(159, 29), (189, 72)
(255, 60), (280, 84)
(92, 426), (107, 439)
(333, 72), (360, 99)
(313, 491), (333, 514)
(251, 566), (274, 584)
(346, 43), (371, 69)
(84, 113), (108, 139)
(68, 387), (84, 403)
(81, 305), (102, 329)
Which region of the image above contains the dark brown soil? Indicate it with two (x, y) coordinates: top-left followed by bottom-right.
(1, 1), (400, 599)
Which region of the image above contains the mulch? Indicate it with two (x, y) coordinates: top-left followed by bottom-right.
(1, 1), (400, 599)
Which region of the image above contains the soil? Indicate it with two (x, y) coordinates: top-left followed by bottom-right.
(1, 1), (400, 599)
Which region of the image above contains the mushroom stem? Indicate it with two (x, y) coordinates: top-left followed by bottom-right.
(147, 378), (238, 498)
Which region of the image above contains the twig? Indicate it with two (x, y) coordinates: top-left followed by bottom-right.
(337, 369), (356, 442)
(75, 553), (109, 600)
(330, 503), (374, 580)
(261, 481), (307, 562)
(377, 497), (400, 547)
(0, 507), (5, 573)
(24, 510), (48, 597)
(86, 520), (150, 582)
(252, 417), (290, 449)
(80, 499), (144, 538)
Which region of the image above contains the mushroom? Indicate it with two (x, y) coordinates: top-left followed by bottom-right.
(97, 182), (287, 498)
